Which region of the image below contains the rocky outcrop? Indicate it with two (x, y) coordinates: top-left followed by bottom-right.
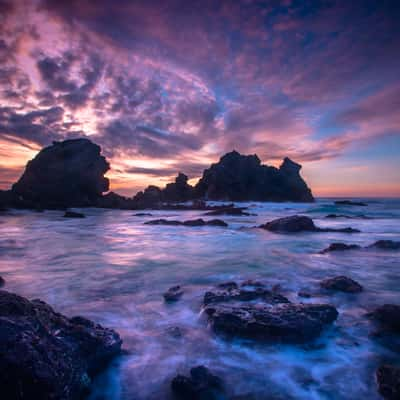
(0, 290), (122, 400)
(320, 276), (363, 293)
(194, 152), (314, 202)
(259, 215), (360, 233)
(132, 185), (163, 208)
(12, 139), (110, 209)
(367, 240), (400, 250)
(64, 210), (85, 218)
(144, 219), (228, 227)
(205, 302), (338, 343)
(163, 285), (184, 302)
(334, 200), (367, 206)
(376, 365), (400, 400)
(320, 243), (361, 253)
(171, 366), (224, 400)
(163, 173), (194, 202)
(96, 191), (136, 209)
(0, 276), (4, 287)
(204, 206), (254, 216)
(368, 304), (400, 333)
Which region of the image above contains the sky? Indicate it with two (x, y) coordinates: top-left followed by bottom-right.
(0, 0), (399, 197)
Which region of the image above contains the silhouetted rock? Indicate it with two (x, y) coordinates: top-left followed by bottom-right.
(0, 290), (122, 400)
(368, 304), (400, 333)
(0, 276), (4, 287)
(133, 185), (163, 208)
(320, 276), (363, 293)
(320, 243), (361, 253)
(368, 240), (400, 250)
(259, 215), (360, 233)
(171, 366), (224, 400)
(96, 191), (136, 209)
(205, 303), (338, 343)
(194, 152), (314, 202)
(145, 219), (227, 227)
(204, 206), (254, 216)
(334, 200), (367, 206)
(163, 285), (184, 302)
(12, 139), (110, 209)
(64, 210), (85, 218)
(163, 173), (194, 202)
(376, 365), (400, 400)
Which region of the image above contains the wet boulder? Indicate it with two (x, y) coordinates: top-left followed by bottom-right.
(0, 290), (122, 400)
(368, 304), (400, 333)
(164, 286), (184, 302)
(145, 219), (182, 226)
(320, 243), (361, 253)
(367, 240), (400, 250)
(334, 200), (367, 206)
(320, 276), (363, 293)
(145, 219), (227, 227)
(12, 139), (110, 209)
(376, 365), (400, 400)
(64, 210), (85, 219)
(171, 365), (224, 400)
(205, 303), (338, 343)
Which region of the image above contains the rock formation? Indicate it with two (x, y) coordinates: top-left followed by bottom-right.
(0, 290), (122, 399)
(12, 139), (110, 209)
(320, 276), (363, 293)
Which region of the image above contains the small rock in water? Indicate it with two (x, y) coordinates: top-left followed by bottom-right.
(145, 219), (181, 225)
(320, 276), (363, 293)
(298, 290), (312, 298)
(376, 365), (400, 400)
(145, 218), (227, 227)
(206, 219), (228, 227)
(320, 243), (361, 253)
(64, 210), (85, 218)
(133, 212), (153, 216)
(334, 200), (368, 206)
(368, 304), (400, 333)
(367, 240), (400, 250)
(0, 276), (4, 287)
(204, 207), (253, 216)
(163, 285), (184, 302)
(171, 365), (224, 400)
(166, 326), (184, 338)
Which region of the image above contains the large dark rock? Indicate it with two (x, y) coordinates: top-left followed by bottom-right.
(259, 215), (360, 234)
(205, 302), (338, 343)
(367, 240), (400, 250)
(320, 243), (361, 253)
(0, 290), (122, 400)
(12, 139), (110, 209)
(171, 366), (224, 400)
(376, 365), (400, 400)
(368, 304), (400, 333)
(132, 185), (163, 208)
(320, 276), (363, 293)
(163, 286), (184, 302)
(194, 152), (314, 202)
(0, 276), (4, 287)
(96, 191), (136, 209)
(163, 173), (194, 202)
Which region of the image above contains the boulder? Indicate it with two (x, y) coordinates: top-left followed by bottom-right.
(334, 200), (367, 206)
(163, 286), (184, 302)
(320, 243), (361, 253)
(133, 213), (153, 217)
(171, 366), (224, 400)
(0, 276), (4, 287)
(376, 365), (400, 400)
(64, 210), (85, 219)
(320, 276), (363, 293)
(95, 191), (136, 209)
(0, 290), (122, 400)
(12, 139), (110, 209)
(368, 304), (400, 333)
(162, 173), (195, 202)
(367, 240), (400, 250)
(194, 151), (314, 202)
(205, 303), (338, 343)
(132, 185), (163, 208)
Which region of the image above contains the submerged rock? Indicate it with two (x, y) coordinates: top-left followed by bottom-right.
(133, 212), (153, 217)
(145, 219), (181, 226)
(164, 286), (184, 302)
(334, 200), (368, 206)
(367, 240), (400, 250)
(259, 215), (360, 234)
(368, 304), (400, 333)
(12, 139), (110, 209)
(64, 210), (85, 219)
(320, 243), (361, 253)
(320, 276), (363, 293)
(376, 365), (400, 400)
(0, 290), (122, 400)
(205, 303), (338, 343)
(145, 219), (228, 227)
(171, 365), (224, 400)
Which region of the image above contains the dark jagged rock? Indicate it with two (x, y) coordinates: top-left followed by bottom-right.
(0, 290), (122, 400)
(144, 219), (228, 227)
(368, 304), (400, 333)
(259, 215), (360, 233)
(205, 303), (338, 343)
(163, 173), (194, 202)
(320, 243), (361, 253)
(204, 207), (254, 216)
(367, 240), (400, 250)
(133, 185), (163, 208)
(96, 191), (136, 209)
(334, 200), (367, 206)
(64, 210), (85, 219)
(12, 139), (110, 209)
(320, 276), (363, 293)
(0, 276), (4, 287)
(171, 366), (224, 400)
(163, 286), (184, 302)
(194, 152), (314, 202)
(203, 282), (290, 306)
(376, 365), (400, 400)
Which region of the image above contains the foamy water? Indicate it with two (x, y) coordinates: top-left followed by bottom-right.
(1, 199), (399, 399)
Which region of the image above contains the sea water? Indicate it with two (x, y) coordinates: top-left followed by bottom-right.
(0, 198), (399, 399)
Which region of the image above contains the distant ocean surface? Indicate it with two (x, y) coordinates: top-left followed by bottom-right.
(1, 198), (399, 399)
